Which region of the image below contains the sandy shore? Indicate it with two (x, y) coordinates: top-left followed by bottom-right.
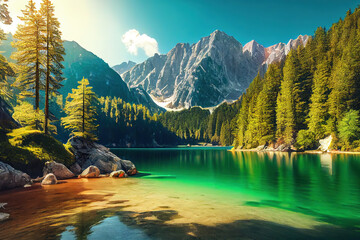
(0, 177), (358, 239)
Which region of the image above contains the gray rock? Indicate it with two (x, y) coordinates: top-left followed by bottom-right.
(0, 161), (31, 191)
(80, 166), (100, 178)
(256, 145), (266, 151)
(43, 161), (75, 180)
(41, 173), (57, 185)
(69, 162), (82, 175)
(68, 137), (137, 176)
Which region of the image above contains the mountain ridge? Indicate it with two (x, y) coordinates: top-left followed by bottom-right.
(121, 30), (309, 109)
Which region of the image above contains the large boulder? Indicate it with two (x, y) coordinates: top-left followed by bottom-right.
(68, 137), (137, 175)
(69, 162), (82, 175)
(43, 161), (75, 180)
(80, 166), (100, 178)
(41, 173), (57, 185)
(0, 161), (31, 190)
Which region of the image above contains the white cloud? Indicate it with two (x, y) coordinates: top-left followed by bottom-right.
(122, 29), (159, 57)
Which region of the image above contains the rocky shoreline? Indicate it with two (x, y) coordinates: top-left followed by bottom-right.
(232, 135), (336, 153)
(0, 136), (138, 221)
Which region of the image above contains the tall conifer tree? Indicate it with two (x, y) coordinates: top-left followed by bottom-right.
(12, 0), (45, 128)
(61, 78), (98, 141)
(308, 57), (331, 138)
(40, 0), (65, 134)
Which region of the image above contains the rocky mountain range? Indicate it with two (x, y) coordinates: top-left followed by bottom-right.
(112, 61), (136, 75)
(121, 30), (309, 109)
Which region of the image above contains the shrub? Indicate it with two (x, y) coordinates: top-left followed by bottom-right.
(295, 130), (317, 150)
(338, 110), (360, 150)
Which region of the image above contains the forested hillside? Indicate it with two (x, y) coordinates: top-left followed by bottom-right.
(234, 8), (360, 151)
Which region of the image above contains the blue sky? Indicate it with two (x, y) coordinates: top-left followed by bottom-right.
(3, 0), (360, 66)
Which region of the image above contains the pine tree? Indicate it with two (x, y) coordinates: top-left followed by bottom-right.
(40, 0), (65, 134)
(0, 0), (12, 40)
(11, 0), (45, 125)
(220, 121), (231, 146)
(61, 78), (98, 141)
(307, 57), (331, 139)
(276, 50), (299, 144)
(253, 64), (282, 145)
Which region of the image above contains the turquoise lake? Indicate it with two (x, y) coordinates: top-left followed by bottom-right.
(1, 147), (360, 239)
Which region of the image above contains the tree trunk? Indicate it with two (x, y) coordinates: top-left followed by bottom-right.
(82, 81), (85, 136)
(44, 8), (50, 134)
(35, 27), (40, 130)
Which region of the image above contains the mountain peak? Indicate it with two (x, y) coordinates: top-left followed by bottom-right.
(243, 40), (263, 55)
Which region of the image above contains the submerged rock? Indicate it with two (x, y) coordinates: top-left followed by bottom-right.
(68, 137), (137, 175)
(80, 166), (100, 178)
(109, 170), (127, 178)
(0, 161), (31, 191)
(43, 161), (75, 180)
(41, 173), (57, 185)
(319, 135), (332, 152)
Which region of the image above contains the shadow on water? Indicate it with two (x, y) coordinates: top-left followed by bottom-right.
(244, 200), (360, 231)
(57, 208), (360, 240)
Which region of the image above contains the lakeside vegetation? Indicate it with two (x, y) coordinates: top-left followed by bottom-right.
(233, 8), (360, 151)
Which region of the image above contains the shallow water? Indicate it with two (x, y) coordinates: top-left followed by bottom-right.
(0, 148), (359, 239)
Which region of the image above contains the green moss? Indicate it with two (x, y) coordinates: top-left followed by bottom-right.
(0, 127), (75, 177)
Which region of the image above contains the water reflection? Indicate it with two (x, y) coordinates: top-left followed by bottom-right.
(112, 148), (360, 227)
(320, 154), (333, 175)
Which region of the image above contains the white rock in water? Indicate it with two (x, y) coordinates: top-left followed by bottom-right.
(0, 212), (9, 222)
(319, 135), (332, 152)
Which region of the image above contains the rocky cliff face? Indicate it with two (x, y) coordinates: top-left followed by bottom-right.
(244, 35), (310, 66)
(112, 61), (136, 75)
(122, 31), (309, 109)
(122, 31), (259, 108)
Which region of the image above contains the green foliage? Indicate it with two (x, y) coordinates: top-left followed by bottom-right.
(0, 54), (15, 102)
(233, 7), (360, 151)
(62, 78), (98, 141)
(276, 50), (299, 144)
(97, 96), (179, 147)
(338, 110), (360, 149)
(253, 64), (282, 145)
(160, 107), (210, 142)
(0, 127), (74, 177)
(295, 130), (317, 150)
(219, 121), (231, 146)
(307, 57), (331, 139)
(12, 101), (44, 128)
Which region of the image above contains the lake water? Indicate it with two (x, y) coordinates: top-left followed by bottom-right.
(0, 148), (359, 239)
